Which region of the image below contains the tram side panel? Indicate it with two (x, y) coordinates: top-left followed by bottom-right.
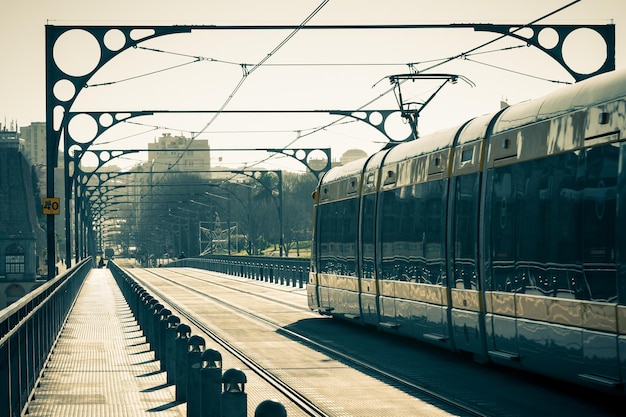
(448, 171), (487, 359)
(447, 116), (494, 362)
(315, 195), (361, 318)
(376, 173), (451, 344)
(307, 196), (320, 311)
(358, 191), (379, 326)
(618, 139), (626, 390)
(483, 105), (624, 387)
(308, 69), (626, 392)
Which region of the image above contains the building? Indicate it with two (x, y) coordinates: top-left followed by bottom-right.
(340, 148), (368, 165)
(0, 127), (47, 307)
(148, 133), (211, 177)
(18, 121), (67, 265)
(21, 121), (46, 165)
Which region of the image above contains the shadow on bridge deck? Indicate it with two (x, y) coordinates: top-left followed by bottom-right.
(25, 268), (184, 417)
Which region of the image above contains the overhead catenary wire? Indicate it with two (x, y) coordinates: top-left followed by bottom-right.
(463, 57), (573, 84)
(156, 0), (330, 182)
(298, 0), (582, 146)
(89, 0), (582, 173)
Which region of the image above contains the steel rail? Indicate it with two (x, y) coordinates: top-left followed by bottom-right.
(135, 267), (493, 417)
(130, 268), (331, 417)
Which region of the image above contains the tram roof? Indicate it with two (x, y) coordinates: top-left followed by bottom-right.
(494, 68), (626, 135)
(384, 124), (461, 165)
(320, 156), (369, 182)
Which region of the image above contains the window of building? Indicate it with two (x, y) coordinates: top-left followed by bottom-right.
(5, 244), (25, 273)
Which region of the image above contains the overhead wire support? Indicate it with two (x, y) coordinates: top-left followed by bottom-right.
(388, 73), (476, 140)
(45, 0), (614, 276)
(165, 0), (330, 174)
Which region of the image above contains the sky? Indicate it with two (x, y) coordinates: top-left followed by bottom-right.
(1, 0), (625, 172)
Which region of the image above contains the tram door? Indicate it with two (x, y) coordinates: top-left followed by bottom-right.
(359, 192), (380, 325)
(449, 171), (489, 358)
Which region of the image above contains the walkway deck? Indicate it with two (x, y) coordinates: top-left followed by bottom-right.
(25, 268), (185, 417)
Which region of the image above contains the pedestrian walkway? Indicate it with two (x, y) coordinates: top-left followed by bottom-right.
(25, 268), (185, 417)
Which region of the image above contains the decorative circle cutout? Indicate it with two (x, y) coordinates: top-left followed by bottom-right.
(78, 151), (99, 173)
(130, 28), (156, 41)
(368, 112), (383, 126)
(68, 113), (98, 144)
(68, 161), (75, 178)
(104, 29), (126, 51)
(53, 105), (65, 131)
(306, 149), (329, 171)
(384, 111), (413, 141)
(538, 27), (559, 50)
(53, 79), (76, 102)
(99, 113), (114, 127)
(53, 29), (101, 77)
(68, 144), (83, 159)
(295, 150), (307, 160)
(99, 151), (111, 162)
(562, 28), (607, 75)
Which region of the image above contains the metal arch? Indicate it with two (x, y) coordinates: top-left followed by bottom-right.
(70, 148), (140, 174)
(473, 24), (615, 82)
(72, 169), (133, 261)
(64, 111), (148, 197)
(63, 110), (327, 177)
(84, 185), (128, 199)
(266, 148), (331, 179)
(75, 169), (133, 188)
(64, 111), (154, 155)
(329, 110), (412, 143)
(46, 25), (192, 164)
(44, 22), (616, 275)
(61, 111), (142, 267)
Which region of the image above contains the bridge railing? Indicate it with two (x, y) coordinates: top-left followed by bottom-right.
(109, 260), (290, 417)
(166, 255), (311, 288)
(0, 258), (93, 417)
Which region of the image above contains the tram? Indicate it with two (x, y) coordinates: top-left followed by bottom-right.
(307, 68), (626, 392)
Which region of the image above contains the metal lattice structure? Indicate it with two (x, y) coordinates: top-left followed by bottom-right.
(44, 23), (616, 278)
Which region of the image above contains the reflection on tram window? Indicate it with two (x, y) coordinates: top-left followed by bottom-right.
(487, 144), (618, 302)
(361, 194), (376, 279)
(453, 173), (480, 290)
(380, 180), (447, 285)
(318, 199), (358, 276)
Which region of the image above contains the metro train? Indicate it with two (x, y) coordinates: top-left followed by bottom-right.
(307, 68), (626, 392)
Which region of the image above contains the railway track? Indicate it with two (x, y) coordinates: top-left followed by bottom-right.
(130, 267), (490, 417)
(119, 265), (621, 417)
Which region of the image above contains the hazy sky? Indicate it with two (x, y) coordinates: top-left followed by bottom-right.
(1, 0), (624, 171)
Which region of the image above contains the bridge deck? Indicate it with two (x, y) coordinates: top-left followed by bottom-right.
(24, 263), (450, 417)
(25, 268), (184, 417)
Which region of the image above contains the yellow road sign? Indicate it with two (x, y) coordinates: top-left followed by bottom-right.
(42, 197), (60, 215)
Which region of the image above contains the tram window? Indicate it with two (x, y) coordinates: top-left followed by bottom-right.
(618, 145), (626, 305)
(461, 148), (474, 163)
(424, 180), (447, 285)
(543, 152), (587, 299)
(581, 144), (618, 302)
(361, 194), (376, 279)
(487, 145), (619, 301)
(318, 199), (358, 276)
(453, 174), (479, 289)
(489, 166), (516, 292)
(515, 159), (551, 295)
(380, 181), (447, 285)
